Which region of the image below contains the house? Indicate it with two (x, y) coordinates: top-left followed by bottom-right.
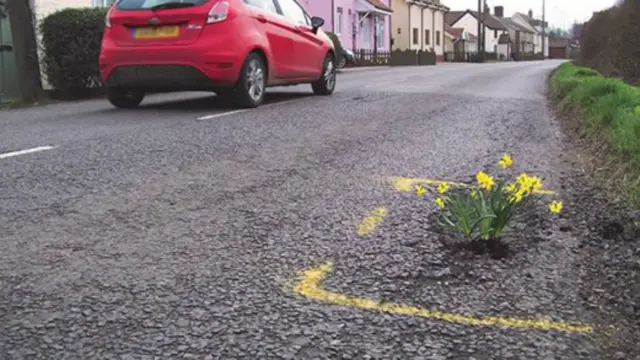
(548, 37), (570, 59)
(444, 9), (509, 59)
(443, 24), (476, 54)
(511, 10), (549, 57)
(301, 0), (393, 51)
(493, 7), (534, 58)
(389, 0), (449, 61)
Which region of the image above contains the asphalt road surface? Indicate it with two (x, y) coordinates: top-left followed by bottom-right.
(2, 60), (605, 359)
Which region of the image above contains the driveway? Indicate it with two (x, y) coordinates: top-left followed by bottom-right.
(2, 60), (613, 359)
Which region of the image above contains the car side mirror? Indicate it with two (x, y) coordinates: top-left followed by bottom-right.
(310, 16), (324, 34)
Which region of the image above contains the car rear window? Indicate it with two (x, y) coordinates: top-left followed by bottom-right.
(117, 0), (209, 10)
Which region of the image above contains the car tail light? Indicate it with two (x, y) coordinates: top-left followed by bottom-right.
(105, 5), (115, 28)
(206, 1), (229, 24)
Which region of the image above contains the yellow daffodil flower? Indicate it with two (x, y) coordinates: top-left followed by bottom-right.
(435, 197), (445, 208)
(437, 182), (449, 194)
(549, 200), (563, 213)
(476, 171), (494, 191)
(415, 185), (427, 197)
(498, 154), (513, 169)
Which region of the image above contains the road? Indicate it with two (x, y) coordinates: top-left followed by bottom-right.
(1, 60), (605, 359)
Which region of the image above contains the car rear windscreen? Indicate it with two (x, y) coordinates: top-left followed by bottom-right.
(117, 0), (209, 10)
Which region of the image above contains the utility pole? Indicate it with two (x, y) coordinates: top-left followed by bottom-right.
(477, 0), (481, 54)
(541, 0), (546, 58)
(5, 0), (44, 104)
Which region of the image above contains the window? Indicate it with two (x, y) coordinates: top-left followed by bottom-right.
(435, 30), (440, 45)
(336, 7), (343, 34)
(425, 29), (430, 45)
(412, 28), (418, 45)
(276, 0), (309, 25)
(118, 0), (205, 10)
(244, 0), (278, 13)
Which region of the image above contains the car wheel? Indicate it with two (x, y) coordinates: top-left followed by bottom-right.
(311, 54), (336, 96)
(232, 53), (266, 108)
(337, 56), (346, 69)
(107, 88), (145, 109)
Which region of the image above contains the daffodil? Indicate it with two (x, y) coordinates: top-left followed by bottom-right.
(498, 154), (513, 169)
(437, 182), (449, 194)
(506, 182), (517, 194)
(435, 197), (445, 209)
(476, 171), (494, 191)
(415, 185), (427, 197)
(549, 200), (563, 213)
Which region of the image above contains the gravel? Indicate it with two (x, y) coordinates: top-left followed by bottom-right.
(1, 60), (637, 359)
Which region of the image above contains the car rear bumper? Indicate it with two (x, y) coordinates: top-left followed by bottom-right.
(99, 42), (244, 90)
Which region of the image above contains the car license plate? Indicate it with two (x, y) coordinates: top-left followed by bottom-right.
(133, 26), (180, 39)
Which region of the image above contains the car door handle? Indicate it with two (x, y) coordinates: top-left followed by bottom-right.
(256, 14), (267, 23)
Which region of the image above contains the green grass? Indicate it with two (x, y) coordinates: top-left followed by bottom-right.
(550, 62), (640, 203)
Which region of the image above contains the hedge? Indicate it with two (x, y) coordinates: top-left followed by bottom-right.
(579, 0), (640, 84)
(550, 62), (640, 202)
(324, 31), (344, 65)
(40, 8), (107, 96)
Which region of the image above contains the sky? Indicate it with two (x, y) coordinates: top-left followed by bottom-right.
(443, 0), (617, 29)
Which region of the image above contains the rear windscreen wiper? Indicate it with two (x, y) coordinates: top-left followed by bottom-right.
(150, 2), (195, 11)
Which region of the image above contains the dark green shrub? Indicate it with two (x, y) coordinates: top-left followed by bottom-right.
(40, 8), (108, 95)
(324, 31), (344, 65)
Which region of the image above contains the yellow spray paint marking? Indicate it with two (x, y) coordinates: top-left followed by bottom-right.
(356, 207), (388, 236)
(294, 262), (593, 334)
(391, 176), (556, 195)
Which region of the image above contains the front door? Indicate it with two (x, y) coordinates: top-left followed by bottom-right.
(244, 0), (296, 79)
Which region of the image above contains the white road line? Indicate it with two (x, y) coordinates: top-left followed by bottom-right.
(197, 109), (248, 121)
(196, 98), (303, 121)
(0, 146), (58, 160)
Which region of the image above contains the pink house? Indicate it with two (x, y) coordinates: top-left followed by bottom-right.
(298, 0), (393, 51)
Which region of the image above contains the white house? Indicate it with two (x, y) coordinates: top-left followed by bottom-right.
(444, 9), (509, 59)
(511, 10), (549, 57)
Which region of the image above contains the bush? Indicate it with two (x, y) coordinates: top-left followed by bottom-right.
(40, 8), (108, 95)
(551, 62), (640, 202)
(324, 31), (343, 65)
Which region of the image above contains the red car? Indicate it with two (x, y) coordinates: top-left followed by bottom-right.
(99, 0), (336, 108)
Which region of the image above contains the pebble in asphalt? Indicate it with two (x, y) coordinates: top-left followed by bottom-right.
(1, 61), (602, 359)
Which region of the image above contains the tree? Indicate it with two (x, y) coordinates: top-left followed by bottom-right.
(5, 0), (45, 103)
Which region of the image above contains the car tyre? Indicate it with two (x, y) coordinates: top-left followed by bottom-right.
(232, 52), (266, 108)
(312, 54), (336, 96)
(107, 88), (145, 109)
(337, 56), (346, 69)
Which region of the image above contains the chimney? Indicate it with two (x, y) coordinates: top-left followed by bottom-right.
(494, 6), (504, 17)
(484, 3), (490, 13)
(528, 9), (533, 18)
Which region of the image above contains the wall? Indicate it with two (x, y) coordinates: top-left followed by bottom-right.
(408, 3), (421, 50)
(433, 9), (443, 55)
(390, 0), (409, 50)
(420, 7), (433, 50)
(299, 0), (332, 31)
(33, 0), (91, 22)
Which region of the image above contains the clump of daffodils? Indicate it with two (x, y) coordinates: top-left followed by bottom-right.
(416, 154), (563, 241)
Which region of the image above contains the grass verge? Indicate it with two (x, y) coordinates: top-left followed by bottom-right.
(550, 62), (640, 204)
